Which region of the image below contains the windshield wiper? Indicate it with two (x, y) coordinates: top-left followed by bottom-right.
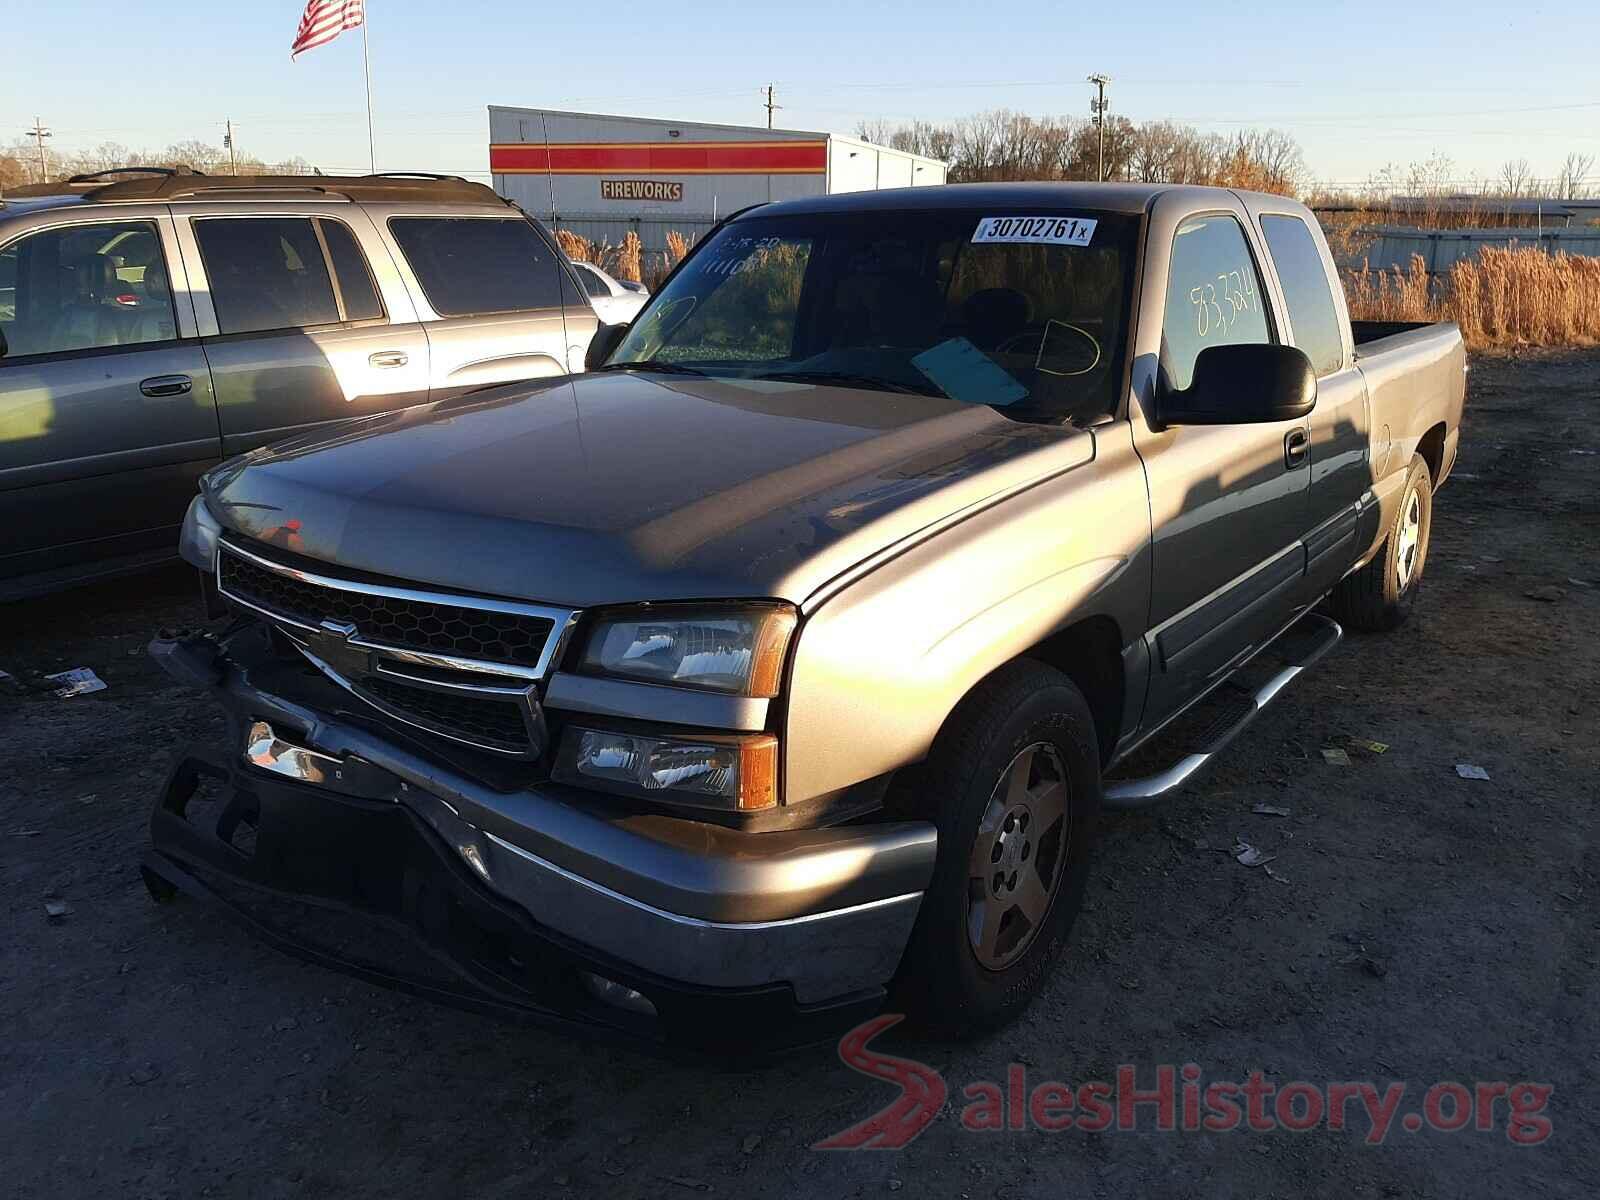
(749, 370), (941, 397)
(595, 360), (709, 376)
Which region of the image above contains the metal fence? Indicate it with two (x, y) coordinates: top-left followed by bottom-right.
(546, 211), (719, 278)
(1342, 225), (1600, 275)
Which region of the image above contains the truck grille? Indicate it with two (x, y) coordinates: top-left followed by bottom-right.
(356, 676), (535, 755)
(216, 539), (578, 760)
(219, 547), (556, 670)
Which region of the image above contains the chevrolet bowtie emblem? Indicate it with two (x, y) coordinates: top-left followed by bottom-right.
(319, 619), (359, 639)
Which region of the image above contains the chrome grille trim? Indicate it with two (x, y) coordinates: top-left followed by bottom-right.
(295, 640), (545, 759)
(216, 537), (580, 759)
(216, 538), (581, 683)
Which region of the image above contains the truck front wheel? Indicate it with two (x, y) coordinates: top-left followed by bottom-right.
(892, 660), (1101, 1037)
(1327, 455), (1434, 632)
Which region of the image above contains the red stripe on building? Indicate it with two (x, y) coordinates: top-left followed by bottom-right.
(490, 141), (827, 175)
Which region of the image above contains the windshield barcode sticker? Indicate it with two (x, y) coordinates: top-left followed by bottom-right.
(972, 216), (1097, 246)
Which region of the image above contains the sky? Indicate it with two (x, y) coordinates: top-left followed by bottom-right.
(6, 0), (1598, 191)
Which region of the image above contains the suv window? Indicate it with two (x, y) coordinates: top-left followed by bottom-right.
(388, 217), (565, 317)
(1260, 214), (1344, 376)
(319, 218), (384, 322)
(574, 262), (612, 300)
(194, 217), (339, 335)
(0, 220), (176, 358)
(1162, 214), (1271, 392)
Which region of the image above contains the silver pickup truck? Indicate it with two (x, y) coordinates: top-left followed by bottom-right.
(146, 182), (1465, 1053)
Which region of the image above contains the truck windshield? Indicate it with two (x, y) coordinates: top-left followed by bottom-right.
(608, 209), (1139, 423)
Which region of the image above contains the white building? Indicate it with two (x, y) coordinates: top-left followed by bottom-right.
(488, 106), (946, 261)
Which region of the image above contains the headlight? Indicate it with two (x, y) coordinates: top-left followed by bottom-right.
(178, 495), (223, 572)
(579, 605), (796, 697)
(554, 727), (779, 811)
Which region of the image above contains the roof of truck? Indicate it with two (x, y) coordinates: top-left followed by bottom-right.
(742, 181), (1178, 217)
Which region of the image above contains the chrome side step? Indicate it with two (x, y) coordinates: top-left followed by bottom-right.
(1103, 613), (1343, 810)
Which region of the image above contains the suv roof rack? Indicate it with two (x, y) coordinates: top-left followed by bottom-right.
(5, 172), (507, 207)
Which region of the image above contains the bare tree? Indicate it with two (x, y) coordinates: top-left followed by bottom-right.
(1556, 151), (1595, 200)
(1496, 157), (1534, 198)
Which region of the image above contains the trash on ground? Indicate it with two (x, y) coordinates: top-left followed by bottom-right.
(1568, 577), (1593, 589)
(9, 828), (42, 838)
(1252, 803), (1291, 817)
(45, 667), (107, 698)
(1321, 747), (1352, 766)
(1232, 839), (1278, 868)
(1348, 738), (1389, 754)
(1523, 586), (1565, 603)
(44, 899), (74, 920)
(1456, 763), (1491, 780)
(1263, 865), (1292, 884)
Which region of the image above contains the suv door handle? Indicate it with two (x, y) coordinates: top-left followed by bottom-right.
(368, 351), (409, 368)
(140, 374), (192, 398)
(1284, 428), (1309, 468)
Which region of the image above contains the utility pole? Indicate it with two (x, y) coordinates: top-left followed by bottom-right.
(223, 119), (238, 174)
(1086, 74), (1111, 181)
(763, 85), (781, 131)
(26, 116), (52, 183)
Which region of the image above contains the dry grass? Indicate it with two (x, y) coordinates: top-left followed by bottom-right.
(1344, 247), (1600, 349)
(665, 230), (691, 268)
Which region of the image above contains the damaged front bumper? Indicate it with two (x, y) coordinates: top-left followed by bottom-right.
(144, 628), (936, 1054)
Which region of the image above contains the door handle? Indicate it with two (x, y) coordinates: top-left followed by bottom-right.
(140, 374), (192, 398)
(368, 351), (409, 368)
(1284, 428), (1309, 468)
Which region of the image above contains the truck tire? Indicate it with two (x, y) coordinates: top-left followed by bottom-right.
(891, 660), (1101, 1037)
(1326, 455), (1433, 633)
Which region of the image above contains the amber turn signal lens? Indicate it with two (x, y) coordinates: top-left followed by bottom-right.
(747, 609), (798, 699)
(736, 734), (780, 811)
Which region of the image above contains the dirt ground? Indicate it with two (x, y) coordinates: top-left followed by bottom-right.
(3, 350), (1596, 1198)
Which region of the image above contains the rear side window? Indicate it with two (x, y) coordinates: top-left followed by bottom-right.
(1260, 215), (1344, 376)
(1162, 214), (1271, 392)
(195, 217), (339, 335)
(319, 219), (384, 322)
(388, 217), (565, 316)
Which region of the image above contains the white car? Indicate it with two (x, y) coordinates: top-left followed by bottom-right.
(567, 259), (649, 325)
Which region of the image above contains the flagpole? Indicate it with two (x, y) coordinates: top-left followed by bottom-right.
(361, 5), (376, 173)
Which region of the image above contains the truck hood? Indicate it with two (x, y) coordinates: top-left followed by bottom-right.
(203, 371), (1095, 608)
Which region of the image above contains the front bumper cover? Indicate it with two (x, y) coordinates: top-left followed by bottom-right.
(145, 629), (937, 1053)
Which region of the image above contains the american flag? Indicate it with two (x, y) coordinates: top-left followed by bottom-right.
(290, 0), (365, 58)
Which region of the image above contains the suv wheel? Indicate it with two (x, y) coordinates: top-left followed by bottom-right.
(892, 660), (1100, 1037)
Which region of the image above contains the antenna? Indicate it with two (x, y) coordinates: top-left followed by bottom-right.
(538, 111), (558, 226)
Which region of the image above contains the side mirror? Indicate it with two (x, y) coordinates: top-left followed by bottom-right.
(1157, 343), (1316, 427)
(585, 322), (629, 371)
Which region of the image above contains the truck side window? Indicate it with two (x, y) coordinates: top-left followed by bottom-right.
(388, 217), (565, 317)
(194, 217), (340, 335)
(317, 218), (384, 323)
(0, 221), (176, 358)
(1161, 215), (1271, 393)
(1260, 214), (1344, 376)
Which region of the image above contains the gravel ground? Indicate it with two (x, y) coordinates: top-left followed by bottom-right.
(3, 350), (1596, 1198)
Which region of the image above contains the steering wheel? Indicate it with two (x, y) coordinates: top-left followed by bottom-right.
(995, 322), (1103, 377)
